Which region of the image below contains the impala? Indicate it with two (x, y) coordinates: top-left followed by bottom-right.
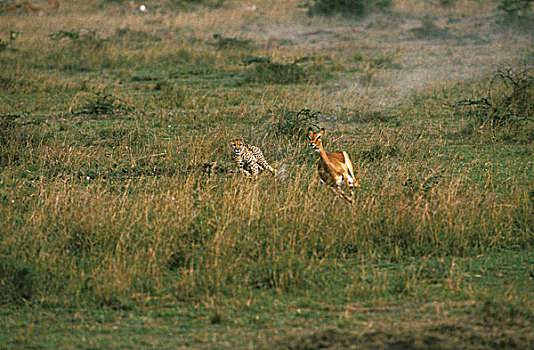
(308, 128), (358, 203)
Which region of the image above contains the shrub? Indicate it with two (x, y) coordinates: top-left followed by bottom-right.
(307, 0), (392, 17)
(497, 0), (533, 18)
(250, 62), (305, 84)
(496, 0), (534, 31)
(49, 29), (99, 44)
(211, 33), (251, 50)
(409, 19), (455, 40)
(167, 0), (224, 10)
(0, 257), (40, 305)
(244, 59), (307, 85)
(256, 108), (321, 139)
(71, 90), (132, 116)
(439, 0), (456, 7)
(456, 65), (533, 142)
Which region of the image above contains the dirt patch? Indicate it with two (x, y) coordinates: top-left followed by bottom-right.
(270, 302), (534, 350)
(273, 324), (533, 349)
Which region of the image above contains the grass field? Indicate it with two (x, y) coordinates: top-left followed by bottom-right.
(1, 0), (533, 348)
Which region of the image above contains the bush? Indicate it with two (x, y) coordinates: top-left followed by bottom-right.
(0, 257), (40, 305)
(497, 0), (533, 18)
(167, 0), (224, 10)
(255, 108), (319, 139)
(409, 19), (455, 40)
(247, 62), (305, 84)
(438, 0), (456, 7)
(308, 0), (392, 17)
(0, 38), (7, 52)
(71, 90), (132, 116)
(496, 0), (534, 31)
(456, 65), (533, 142)
(211, 34), (251, 50)
(244, 58), (308, 85)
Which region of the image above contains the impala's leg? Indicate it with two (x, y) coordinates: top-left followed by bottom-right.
(339, 188), (354, 203)
(330, 185), (353, 203)
(346, 174), (358, 189)
(343, 176), (354, 202)
(327, 185), (341, 198)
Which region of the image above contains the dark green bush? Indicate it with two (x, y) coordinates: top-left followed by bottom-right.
(49, 29), (99, 44)
(409, 19), (455, 40)
(497, 0), (533, 18)
(257, 108), (321, 139)
(243, 56), (331, 85)
(245, 61), (306, 85)
(439, 0), (456, 7)
(308, 0), (392, 17)
(496, 0), (533, 32)
(0, 257), (40, 305)
(167, 0), (224, 10)
(74, 91), (132, 116)
(211, 34), (251, 50)
(0, 38), (7, 51)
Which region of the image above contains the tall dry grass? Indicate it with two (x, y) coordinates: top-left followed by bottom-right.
(1, 120), (531, 306)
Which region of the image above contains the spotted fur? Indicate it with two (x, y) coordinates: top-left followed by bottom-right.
(230, 139), (276, 178)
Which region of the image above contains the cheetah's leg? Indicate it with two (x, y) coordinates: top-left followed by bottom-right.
(236, 159), (251, 177)
(258, 158), (276, 175)
(250, 163), (260, 179)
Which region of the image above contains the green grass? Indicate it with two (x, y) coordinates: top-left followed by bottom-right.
(1, 252), (532, 349)
(0, 0), (533, 348)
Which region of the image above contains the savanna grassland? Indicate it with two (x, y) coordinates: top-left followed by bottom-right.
(0, 0), (533, 348)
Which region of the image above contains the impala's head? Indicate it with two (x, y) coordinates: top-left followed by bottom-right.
(230, 138), (246, 155)
(308, 128), (325, 152)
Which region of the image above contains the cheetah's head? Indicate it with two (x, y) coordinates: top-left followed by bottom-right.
(230, 139), (246, 155)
